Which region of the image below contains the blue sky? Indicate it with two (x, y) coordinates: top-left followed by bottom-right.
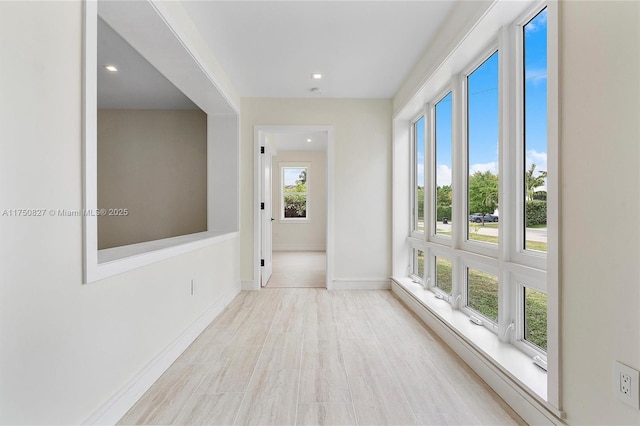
(416, 8), (547, 188)
(283, 167), (305, 186)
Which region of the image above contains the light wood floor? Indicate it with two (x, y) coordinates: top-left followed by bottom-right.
(118, 289), (526, 425)
(266, 251), (326, 288)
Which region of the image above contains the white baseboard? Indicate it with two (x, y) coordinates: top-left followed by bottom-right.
(391, 281), (562, 425)
(272, 245), (326, 251)
(330, 278), (390, 290)
(83, 281), (242, 426)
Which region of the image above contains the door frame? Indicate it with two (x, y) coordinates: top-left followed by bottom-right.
(253, 125), (334, 290)
(260, 142), (274, 287)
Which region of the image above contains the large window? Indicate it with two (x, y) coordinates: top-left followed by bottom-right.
(281, 165), (308, 221)
(467, 51), (499, 245)
(523, 9), (548, 252)
(434, 92), (452, 237)
(401, 3), (551, 368)
(413, 116), (425, 233)
(393, 0), (556, 414)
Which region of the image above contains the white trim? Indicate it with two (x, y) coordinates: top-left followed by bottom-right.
(392, 278), (564, 423)
(253, 125), (334, 291)
(272, 245), (326, 251)
(543, 0), (560, 408)
(331, 279), (391, 290)
(410, 113), (426, 237)
(94, 232), (238, 280)
(83, 281), (241, 425)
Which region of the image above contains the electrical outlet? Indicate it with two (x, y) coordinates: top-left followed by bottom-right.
(615, 361), (640, 409)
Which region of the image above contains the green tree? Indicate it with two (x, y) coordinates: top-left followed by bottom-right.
(436, 185), (452, 206)
(468, 171), (498, 222)
(283, 168), (307, 217)
(525, 163), (547, 201)
(297, 169), (307, 185)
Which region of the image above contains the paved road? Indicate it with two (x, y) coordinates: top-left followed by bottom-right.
(434, 222), (547, 243)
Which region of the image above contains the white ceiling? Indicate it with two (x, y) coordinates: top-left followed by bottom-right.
(267, 131), (328, 152)
(182, 1), (457, 98)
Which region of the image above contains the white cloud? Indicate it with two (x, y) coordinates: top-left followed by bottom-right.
(469, 162), (498, 175)
(526, 149), (547, 173)
(417, 164), (424, 187)
(436, 164), (451, 187)
(525, 68), (547, 84)
(524, 9), (547, 33)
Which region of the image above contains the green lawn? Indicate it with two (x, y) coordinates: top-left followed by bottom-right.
(416, 251), (548, 351)
(467, 267), (499, 322)
(436, 257), (452, 294)
(525, 289), (548, 350)
(468, 232), (547, 252)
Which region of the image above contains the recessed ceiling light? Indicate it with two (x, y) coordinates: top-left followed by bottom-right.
(104, 65), (118, 72)
(307, 139), (312, 143)
(311, 73), (322, 79)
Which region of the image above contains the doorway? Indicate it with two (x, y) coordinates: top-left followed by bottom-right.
(265, 251), (326, 288)
(254, 126), (333, 290)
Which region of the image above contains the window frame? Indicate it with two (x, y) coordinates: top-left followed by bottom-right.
(461, 42), (501, 259)
(512, 5), (549, 271)
(429, 87), (455, 246)
(392, 0), (559, 414)
(279, 162), (311, 223)
(410, 113), (426, 238)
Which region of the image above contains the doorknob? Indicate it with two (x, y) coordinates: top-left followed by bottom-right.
(271, 218), (275, 221)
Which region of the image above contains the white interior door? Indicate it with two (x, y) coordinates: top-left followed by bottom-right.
(261, 144), (273, 286)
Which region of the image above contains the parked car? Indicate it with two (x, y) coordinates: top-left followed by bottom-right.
(469, 213), (499, 223)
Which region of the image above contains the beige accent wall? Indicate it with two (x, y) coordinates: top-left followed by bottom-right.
(272, 150), (327, 251)
(97, 109), (207, 249)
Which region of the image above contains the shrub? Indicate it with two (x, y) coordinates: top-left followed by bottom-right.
(436, 205), (452, 222)
(525, 200), (547, 226)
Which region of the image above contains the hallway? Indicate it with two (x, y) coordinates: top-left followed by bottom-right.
(119, 289), (524, 425)
(266, 251), (326, 288)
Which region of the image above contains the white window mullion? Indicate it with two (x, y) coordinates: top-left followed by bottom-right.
(498, 25), (513, 344)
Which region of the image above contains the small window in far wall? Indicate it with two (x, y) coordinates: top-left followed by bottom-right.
(281, 166), (308, 220)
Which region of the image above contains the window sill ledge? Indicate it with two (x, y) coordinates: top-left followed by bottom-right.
(85, 231), (239, 283)
(391, 276), (559, 417)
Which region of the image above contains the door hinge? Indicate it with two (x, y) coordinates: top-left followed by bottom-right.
(260, 202), (265, 210)
(260, 259), (265, 267)
(260, 146), (265, 154)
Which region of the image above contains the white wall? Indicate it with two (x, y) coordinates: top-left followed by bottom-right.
(272, 150), (327, 251)
(0, 2), (240, 424)
(241, 98), (392, 288)
(559, 1), (640, 424)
